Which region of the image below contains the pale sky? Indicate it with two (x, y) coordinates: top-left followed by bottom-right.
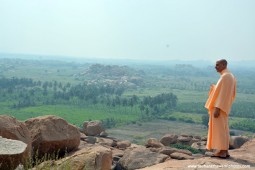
(0, 0), (254, 61)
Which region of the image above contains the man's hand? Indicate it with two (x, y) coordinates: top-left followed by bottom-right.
(214, 107), (220, 118)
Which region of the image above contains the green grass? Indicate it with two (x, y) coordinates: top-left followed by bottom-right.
(126, 87), (255, 104)
(2, 104), (141, 126)
(161, 112), (203, 124)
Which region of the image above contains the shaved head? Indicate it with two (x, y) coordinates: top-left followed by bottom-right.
(217, 59), (228, 66)
(215, 59), (228, 73)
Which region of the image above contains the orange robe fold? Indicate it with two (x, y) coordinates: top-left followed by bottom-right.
(205, 69), (236, 150)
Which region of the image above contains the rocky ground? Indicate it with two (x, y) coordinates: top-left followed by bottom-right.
(0, 115), (254, 170)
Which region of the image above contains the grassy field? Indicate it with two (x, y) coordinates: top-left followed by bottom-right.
(126, 87), (255, 104)
(2, 104), (140, 127)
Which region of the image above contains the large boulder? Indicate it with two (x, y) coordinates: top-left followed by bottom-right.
(145, 138), (164, 148)
(33, 145), (112, 170)
(0, 136), (29, 170)
(83, 120), (104, 136)
(229, 136), (249, 149)
(160, 134), (178, 146)
(25, 115), (80, 158)
(0, 115), (32, 156)
(118, 146), (169, 170)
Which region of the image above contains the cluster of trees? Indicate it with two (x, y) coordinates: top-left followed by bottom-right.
(139, 93), (177, 116)
(0, 77), (177, 119)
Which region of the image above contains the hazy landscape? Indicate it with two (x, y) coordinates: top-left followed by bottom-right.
(1, 53), (254, 144)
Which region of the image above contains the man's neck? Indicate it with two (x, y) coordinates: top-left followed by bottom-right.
(220, 68), (228, 75)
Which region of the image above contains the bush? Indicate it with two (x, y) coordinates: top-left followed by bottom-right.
(170, 143), (202, 154)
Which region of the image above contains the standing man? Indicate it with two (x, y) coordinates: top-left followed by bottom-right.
(205, 59), (236, 158)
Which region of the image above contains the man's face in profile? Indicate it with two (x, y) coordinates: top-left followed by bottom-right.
(215, 61), (226, 73)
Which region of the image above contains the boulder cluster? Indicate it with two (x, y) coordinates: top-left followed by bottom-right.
(0, 115), (251, 170)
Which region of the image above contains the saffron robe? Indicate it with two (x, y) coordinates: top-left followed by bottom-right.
(205, 69), (236, 150)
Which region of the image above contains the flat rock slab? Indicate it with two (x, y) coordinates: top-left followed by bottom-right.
(0, 136), (27, 154)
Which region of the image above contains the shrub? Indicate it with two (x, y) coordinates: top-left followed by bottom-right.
(170, 143), (202, 154)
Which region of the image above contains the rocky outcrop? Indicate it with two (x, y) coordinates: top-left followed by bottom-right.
(0, 136), (29, 170)
(0, 115), (32, 156)
(229, 135), (249, 149)
(33, 145), (112, 170)
(138, 138), (255, 170)
(25, 115), (80, 158)
(1, 115), (254, 170)
(118, 146), (169, 170)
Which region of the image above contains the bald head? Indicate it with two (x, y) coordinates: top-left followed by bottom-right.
(215, 59), (228, 73)
(217, 59), (228, 66)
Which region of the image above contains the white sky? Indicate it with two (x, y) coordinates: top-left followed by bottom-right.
(0, 0), (254, 61)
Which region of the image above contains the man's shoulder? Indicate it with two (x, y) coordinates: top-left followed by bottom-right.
(221, 72), (235, 81)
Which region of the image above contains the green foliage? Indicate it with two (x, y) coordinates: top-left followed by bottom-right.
(161, 112), (202, 124)
(140, 93), (178, 116)
(170, 143), (202, 154)
(230, 119), (255, 132)
(176, 102), (207, 114)
(201, 114), (209, 128)
(231, 102), (255, 118)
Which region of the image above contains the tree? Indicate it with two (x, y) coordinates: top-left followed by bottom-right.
(202, 115), (209, 128)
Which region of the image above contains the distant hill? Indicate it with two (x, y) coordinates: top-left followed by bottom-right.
(75, 64), (145, 88)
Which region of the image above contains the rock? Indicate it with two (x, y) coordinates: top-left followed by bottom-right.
(229, 138), (255, 166)
(159, 146), (192, 156)
(229, 136), (249, 149)
(201, 136), (207, 141)
(193, 135), (201, 140)
(170, 152), (194, 160)
(97, 137), (114, 147)
(34, 145), (112, 170)
(100, 131), (108, 137)
(80, 132), (87, 141)
(25, 115), (80, 158)
(191, 141), (207, 154)
(139, 138), (255, 170)
(83, 120), (104, 136)
(85, 136), (97, 144)
(160, 134), (178, 146)
(0, 115), (32, 156)
(145, 138), (164, 148)
(189, 138), (200, 146)
(118, 146), (169, 170)
(177, 136), (192, 145)
(112, 148), (125, 158)
(0, 136), (29, 170)
(117, 140), (131, 150)
(138, 157), (244, 170)
(180, 134), (189, 137)
(159, 147), (178, 156)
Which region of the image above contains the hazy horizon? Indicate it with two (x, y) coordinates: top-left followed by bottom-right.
(1, 0), (255, 61)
